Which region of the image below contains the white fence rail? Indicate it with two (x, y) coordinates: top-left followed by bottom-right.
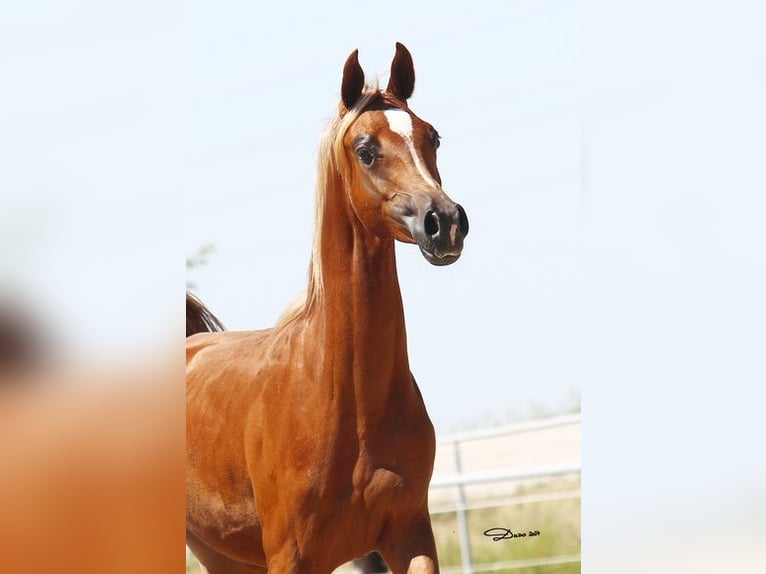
(430, 414), (581, 574)
(431, 462), (581, 489)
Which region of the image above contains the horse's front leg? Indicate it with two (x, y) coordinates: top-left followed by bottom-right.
(379, 513), (439, 574)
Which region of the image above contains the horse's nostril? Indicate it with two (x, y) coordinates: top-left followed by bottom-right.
(424, 210), (440, 237)
(456, 204), (469, 237)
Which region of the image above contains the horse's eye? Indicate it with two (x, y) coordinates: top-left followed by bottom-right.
(432, 133), (441, 150)
(356, 147), (375, 166)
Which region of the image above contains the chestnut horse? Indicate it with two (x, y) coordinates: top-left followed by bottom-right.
(186, 43), (468, 573)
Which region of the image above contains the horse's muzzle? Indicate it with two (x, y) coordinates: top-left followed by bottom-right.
(414, 202), (469, 266)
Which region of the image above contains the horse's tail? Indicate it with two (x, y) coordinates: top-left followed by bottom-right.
(186, 292), (225, 337)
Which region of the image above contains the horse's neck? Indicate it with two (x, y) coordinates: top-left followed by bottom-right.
(308, 173), (411, 420)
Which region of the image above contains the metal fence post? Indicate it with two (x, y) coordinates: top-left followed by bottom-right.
(452, 440), (473, 574)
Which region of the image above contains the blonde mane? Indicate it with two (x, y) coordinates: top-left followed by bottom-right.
(275, 88), (379, 328)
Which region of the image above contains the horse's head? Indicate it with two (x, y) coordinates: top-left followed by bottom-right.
(338, 43), (469, 266)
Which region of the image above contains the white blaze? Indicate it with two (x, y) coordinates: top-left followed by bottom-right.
(383, 109), (439, 189)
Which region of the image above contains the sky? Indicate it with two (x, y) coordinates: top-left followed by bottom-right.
(2, 1), (765, 571)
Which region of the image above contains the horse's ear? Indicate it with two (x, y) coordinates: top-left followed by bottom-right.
(386, 42), (415, 102)
(341, 49), (365, 110)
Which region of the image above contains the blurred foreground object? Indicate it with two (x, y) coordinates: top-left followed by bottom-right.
(0, 361), (184, 574)
(0, 303), (49, 383)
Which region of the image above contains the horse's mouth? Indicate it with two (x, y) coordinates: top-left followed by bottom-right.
(417, 242), (462, 266)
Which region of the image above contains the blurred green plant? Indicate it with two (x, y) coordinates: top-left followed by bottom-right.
(186, 243), (216, 290)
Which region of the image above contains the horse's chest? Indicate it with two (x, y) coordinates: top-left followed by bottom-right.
(346, 439), (433, 514)
(358, 465), (410, 508)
